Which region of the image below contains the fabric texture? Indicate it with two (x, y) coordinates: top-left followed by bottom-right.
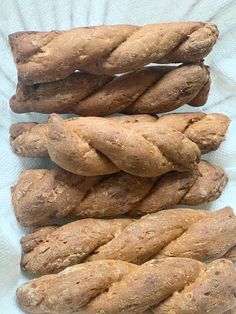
(0, 0), (236, 312)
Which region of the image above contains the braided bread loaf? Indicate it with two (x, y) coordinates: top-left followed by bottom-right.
(16, 258), (236, 314)
(9, 22), (218, 84)
(20, 207), (236, 275)
(12, 160), (227, 227)
(10, 115), (157, 157)
(10, 113), (230, 160)
(10, 112), (230, 176)
(11, 113), (202, 177)
(10, 64), (210, 115)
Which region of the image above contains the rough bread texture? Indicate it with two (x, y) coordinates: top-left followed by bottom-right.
(10, 113), (230, 162)
(9, 22), (218, 83)
(224, 246), (236, 261)
(16, 258), (236, 314)
(10, 64), (210, 115)
(10, 113), (201, 177)
(9, 112), (230, 176)
(20, 207), (236, 275)
(12, 160), (227, 227)
(9, 115), (157, 159)
(156, 112), (230, 153)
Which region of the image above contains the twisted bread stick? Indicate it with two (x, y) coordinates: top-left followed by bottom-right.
(9, 115), (157, 158)
(10, 64), (210, 115)
(9, 22), (218, 84)
(20, 207), (236, 275)
(9, 112), (230, 177)
(10, 113), (230, 162)
(16, 258), (236, 314)
(11, 114), (201, 177)
(12, 160), (227, 227)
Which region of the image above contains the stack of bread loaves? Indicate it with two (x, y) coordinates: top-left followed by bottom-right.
(9, 22), (236, 313)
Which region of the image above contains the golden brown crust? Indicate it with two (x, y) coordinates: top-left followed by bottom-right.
(10, 113), (230, 162)
(20, 207), (236, 275)
(47, 114), (201, 176)
(11, 160), (227, 227)
(10, 122), (48, 157)
(11, 168), (101, 226)
(151, 259), (236, 314)
(10, 64), (210, 115)
(16, 258), (236, 314)
(21, 218), (133, 274)
(9, 22), (218, 84)
(157, 112), (230, 153)
(134, 160), (227, 215)
(10, 114), (201, 176)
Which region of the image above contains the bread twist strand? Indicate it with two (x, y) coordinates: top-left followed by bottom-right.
(12, 160), (227, 227)
(9, 112), (230, 177)
(16, 258), (236, 314)
(11, 114), (202, 177)
(9, 22), (218, 84)
(10, 113), (230, 161)
(20, 207), (236, 275)
(10, 64), (210, 115)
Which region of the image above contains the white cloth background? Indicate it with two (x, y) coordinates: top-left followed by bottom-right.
(0, 0), (236, 312)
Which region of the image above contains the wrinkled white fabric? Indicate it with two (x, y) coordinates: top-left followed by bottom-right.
(0, 0), (236, 312)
